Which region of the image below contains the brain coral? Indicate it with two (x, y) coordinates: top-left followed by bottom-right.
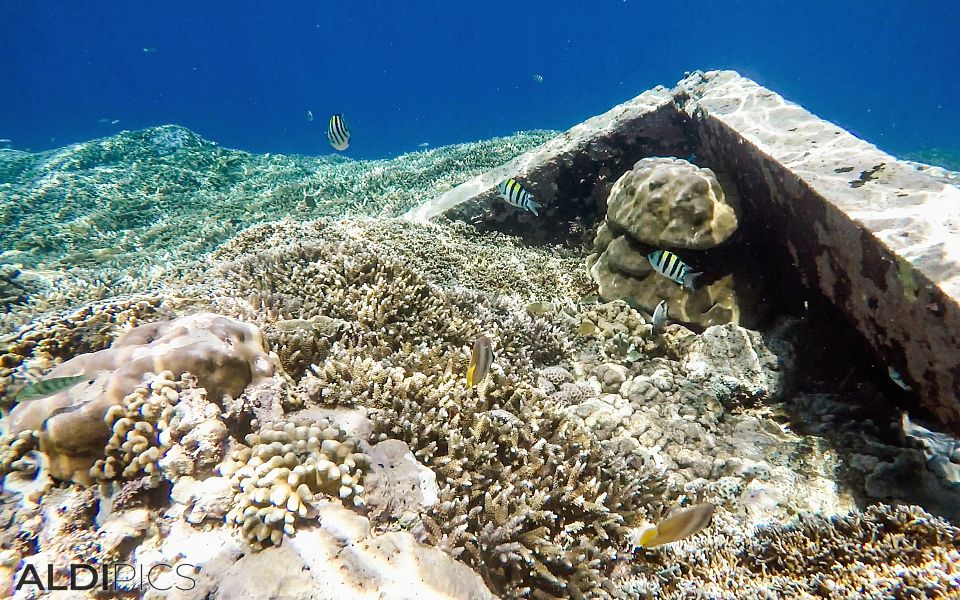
(606, 156), (738, 250)
(2, 312), (274, 483)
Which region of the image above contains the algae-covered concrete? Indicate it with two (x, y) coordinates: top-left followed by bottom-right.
(678, 70), (960, 435)
(404, 85), (692, 244)
(405, 70), (960, 435)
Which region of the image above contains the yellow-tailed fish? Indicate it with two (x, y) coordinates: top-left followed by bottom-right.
(327, 114), (350, 151)
(467, 335), (494, 388)
(497, 178), (541, 216)
(638, 503), (715, 548)
(14, 374), (94, 402)
(647, 250), (701, 291)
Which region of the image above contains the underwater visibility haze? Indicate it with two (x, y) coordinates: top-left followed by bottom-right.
(1, 2), (960, 599)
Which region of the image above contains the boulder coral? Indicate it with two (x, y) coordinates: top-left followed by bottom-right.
(606, 157), (738, 250)
(2, 312), (274, 483)
(587, 157), (742, 327)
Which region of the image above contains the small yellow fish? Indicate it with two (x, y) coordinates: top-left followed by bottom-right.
(577, 320), (597, 336)
(467, 335), (494, 388)
(14, 374), (94, 402)
(526, 301), (555, 317)
(638, 503), (715, 548)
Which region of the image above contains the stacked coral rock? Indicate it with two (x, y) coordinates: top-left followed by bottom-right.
(587, 157), (741, 326)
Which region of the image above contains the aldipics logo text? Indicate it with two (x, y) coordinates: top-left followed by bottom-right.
(14, 562), (198, 592)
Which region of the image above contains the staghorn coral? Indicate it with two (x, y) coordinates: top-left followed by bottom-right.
(262, 315), (346, 378)
(0, 295), (165, 399)
(220, 417), (370, 549)
(209, 217), (593, 305)
(623, 504), (960, 599)
(296, 341), (664, 598)
(211, 229), (572, 383)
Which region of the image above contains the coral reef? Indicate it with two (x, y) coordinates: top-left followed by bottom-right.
(220, 416), (370, 548)
(2, 123), (959, 598)
(0, 126), (556, 332)
(2, 312), (273, 482)
(587, 157), (743, 327)
(618, 504), (960, 598)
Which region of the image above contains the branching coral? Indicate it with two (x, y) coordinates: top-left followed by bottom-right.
(295, 343), (663, 598)
(90, 370), (180, 482)
(220, 417), (370, 548)
(626, 504), (960, 599)
(188, 220), (664, 597)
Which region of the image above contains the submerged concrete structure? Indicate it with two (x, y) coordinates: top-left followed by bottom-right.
(404, 70), (960, 435)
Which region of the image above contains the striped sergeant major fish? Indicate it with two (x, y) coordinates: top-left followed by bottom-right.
(497, 178), (541, 216)
(467, 335), (494, 388)
(647, 250), (701, 291)
(327, 114), (350, 151)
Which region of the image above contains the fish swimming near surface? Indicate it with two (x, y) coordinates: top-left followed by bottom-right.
(497, 178), (541, 216)
(652, 299), (669, 336)
(467, 335), (494, 388)
(532, 73), (544, 83)
(305, 110), (314, 122)
(13, 374), (94, 402)
(647, 250), (701, 291)
(637, 503), (715, 548)
(327, 114), (350, 151)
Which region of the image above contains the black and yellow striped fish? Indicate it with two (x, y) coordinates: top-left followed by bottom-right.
(14, 374), (94, 402)
(467, 335), (494, 388)
(647, 250), (701, 290)
(327, 114), (350, 151)
(497, 178), (541, 216)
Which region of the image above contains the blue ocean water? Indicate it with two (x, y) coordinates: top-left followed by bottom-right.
(0, 1), (957, 162)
